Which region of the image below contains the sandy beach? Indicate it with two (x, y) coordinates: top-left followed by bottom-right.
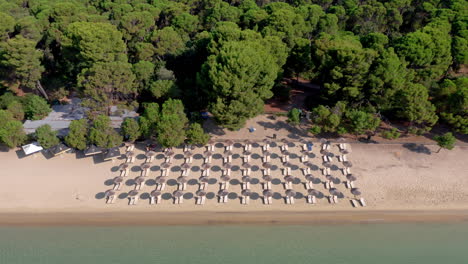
(0, 115), (467, 225)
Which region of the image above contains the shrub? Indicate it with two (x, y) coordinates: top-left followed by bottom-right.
(23, 94), (51, 120)
(7, 101), (25, 120)
(434, 132), (456, 153)
(186, 123), (210, 145)
(0, 110), (26, 148)
(121, 118), (140, 142)
(287, 108), (301, 125)
(65, 119), (88, 150)
(309, 125), (322, 135)
(381, 128), (401, 139)
(35, 124), (60, 149)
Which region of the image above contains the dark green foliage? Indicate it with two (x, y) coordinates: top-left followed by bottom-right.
(35, 124), (60, 149)
(6, 101), (24, 120)
(345, 110), (381, 135)
(121, 118), (140, 142)
(65, 119), (88, 150)
(156, 99), (188, 147)
(89, 115), (122, 148)
(381, 128), (401, 140)
(23, 94), (51, 120)
(139, 103), (160, 139)
(433, 132), (456, 153)
(186, 123), (210, 145)
(287, 108), (301, 125)
(0, 110), (26, 148)
(0, 0), (465, 139)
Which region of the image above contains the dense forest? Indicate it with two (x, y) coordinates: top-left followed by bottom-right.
(0, 0), (467, 149)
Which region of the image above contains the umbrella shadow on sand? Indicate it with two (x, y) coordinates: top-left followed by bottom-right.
(95, 192), (105, 199)
(118, 193), (128, 199)
(104, 179), (114, 186)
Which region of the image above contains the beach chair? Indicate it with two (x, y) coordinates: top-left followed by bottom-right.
(345, 181), (351, 189)
(301, 156), (308, 163)
(242, 196), (249, 205)
(350, 181), (355, 188)
(359, 198), (367, 207)
(290, 197), (295, 204)
(150, 196), (156, 205)
(328, 196), (334, 204)
(324, 181), (330, 189)
(321, 144), (327, 151)
(302, 144), (307, 151)
(312, 196), (317, 204)
(351, 199), (359, 208)
(132, 196), (139, 205)
(329, 181), (334, 189)
(326, 144), (331, 150)
(268, 197), (272, 204)
(333, 195), (338, 203)
(307, 195), (313, 204)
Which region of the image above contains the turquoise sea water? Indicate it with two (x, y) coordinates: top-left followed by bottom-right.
(0, 224), (467, 264)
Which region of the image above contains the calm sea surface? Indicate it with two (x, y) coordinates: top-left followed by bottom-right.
(0, 224), (467, 264)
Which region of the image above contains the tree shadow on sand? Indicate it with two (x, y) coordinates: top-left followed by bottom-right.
(402, 143), (432, 155)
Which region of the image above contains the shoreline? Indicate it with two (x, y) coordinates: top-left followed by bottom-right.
(2, 209), (468, 226)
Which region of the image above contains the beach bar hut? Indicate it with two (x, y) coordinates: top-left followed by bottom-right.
(104, 147), (121, 161)
(49, 143), (71, 156)
(84, 145), (103, 156)
(22, 142), (43, 156)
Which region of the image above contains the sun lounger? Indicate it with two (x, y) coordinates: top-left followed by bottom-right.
(285, 196), (290, 204)
(329, 181), (334, 188)
(359, 198), (367, 207)
(242, 182), (250, 190)
(324, 181), (330, 189)
(290, 197), (295, 204)
(333, 195), (338, 203)
(150, 196), (156, 205)
(326, 144), (330, 150)
(196, 196), (205, 205)
(312, 196), (317, 204)
(351, 199), (359, 208)
(301, 156), (308, 163)
(307, 195), (313, 204)
(350, 181), (355, 188)
(328, 196), (334, 204)
(132, 196), (139, 205)
(321, 144), (327, 151)
(268, 197), (272, 204)
(345, 181), (351, 189)
(302, 144), (307, 151)
(242, 196), (249, 205)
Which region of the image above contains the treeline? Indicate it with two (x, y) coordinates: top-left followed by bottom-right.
(0, 0), (467, 148)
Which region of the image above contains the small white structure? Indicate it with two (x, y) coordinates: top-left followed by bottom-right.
(22, 142), (43, 155)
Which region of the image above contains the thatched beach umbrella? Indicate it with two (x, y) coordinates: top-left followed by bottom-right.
(165, 150), (175, 157)
(224, 150), (233, 157)
(146, 151), (156, 158)
(322, 161), (332, 168)
(262, 162), (272, 169)
(161, 162), (171, 169)
(184, 151), (193, 157)
(173, 191), (183, 198)
(243, 150), (252, 156)
(223, 163), (232, 169)
(181, 163), (191, 169)
(203, 150), (213, 157)
(155, 176), (167, 184)
(244, 139), (252, 145)
(177, 176), (188, 184)
(242, 163), (252, 169)
(283, 162), (294, 168)
(285, 189), (296, 198)
(320, 149), (329, 155)
(305, 175), (315, 182)
(118, 163), (130, 171)
(263, 138), (270, 144)
(319, 138), (327, 144)
(225, 139), (234, 146)
(346, 174), (357, 181)
(343, 161), (353, 168)
(140, 162), (151, 169)
(208, 139), (215, 145)
(263, 175), (273, 182)
(220, 175), (231, 182)
(125, 151), (135, 157)
(242, 189), (251, 197)
(150, 190), (161, 198)
(196, 190), (207, 197)
(242, 176), (251, 183)
(340, 149), (350, 155)
(281, 138), (289, 143)
(105, 189), (115, 197)
(284, 176), (295, 183)
(202, 163), (211, 170)
(113, 176), (123, 184)
(308, 189), (320, 196)
(329, 188), (340, 196)
(325, 174), (333, 181)
(263, 151), (271, 156)
(128, 190), (139, 197)
(218, 189), (229, 197)
(263, 189), (273, 198)
(84, 145), (103, 156)
(135, 176), (145, 184)
(351, 188), (361, 196)
(199, 176), (209, 183)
